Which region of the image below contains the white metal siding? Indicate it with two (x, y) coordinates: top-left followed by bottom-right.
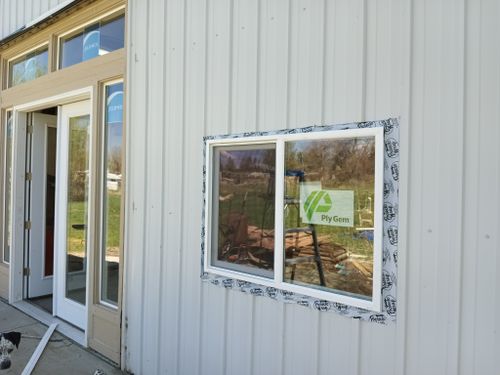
(125, 0), (499, 374)
(0, 0), (69, 40)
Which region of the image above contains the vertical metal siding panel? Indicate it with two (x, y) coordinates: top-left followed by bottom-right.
(257, 0), (290, 132)
(16, 0), (23, 33)
(230, 0), (259, 133)
(459, 3), (480, 373)
(281, 2), (325, 375)
(435, 2), (465, 374)
(404, 0), (426, 371)
(410, 1), (446, 374)
(199, 1), (232, 374)
(322, 0), (365, 124)
(283, 305), (320, 375)
(318, 314), (361, 375)
(5, 0), (11, 38)
(319, 2), (365, 373)
(469, 1), (500, 372)
(252, 298), (285, 375)
(225, 291), (254, 375)
(139, 0), (166, 373)
(24, 0), (31, 27)
(158, 0), (186, 373)
(405, 0), (467, 374)
(393, 1), (412, 373)
(250, 2), (289, 374)
(39, 0), (50, 15)
(460, 1), (482, 375)
(124, 0), (149, 371)
(1, 0), (4, 38)
(224, 1), (259, 374)
(287, 0), (324, 128)
(31, 0), (41, 27)
(360, 0), (407, 373)
(200, 284), (228, 375)
(176, 0), (206, 374)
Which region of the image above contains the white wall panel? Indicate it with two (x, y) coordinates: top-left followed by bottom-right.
(123, 0), (500, 373)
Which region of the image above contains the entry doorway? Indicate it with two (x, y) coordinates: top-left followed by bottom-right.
(23, 100), (92, 331)
(25, 109), (58, 313)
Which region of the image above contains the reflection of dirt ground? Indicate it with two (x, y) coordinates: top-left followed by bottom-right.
(221, 223), (373, 297)
(284, 234), (373, 297)
(68, 246), (120, 264)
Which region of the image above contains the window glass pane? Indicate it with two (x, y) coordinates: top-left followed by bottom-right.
(9, 47), (48, 87)
(3, 111), (13, 263)
(211, 144), (275, 278)
(100, 16), (125, 53)
(66, 115), (90, 305)
(101, 82), (124, 306)
(61, 33), (83, 68)
(60, 14), (125, 69)
(284, 137), (376, 300)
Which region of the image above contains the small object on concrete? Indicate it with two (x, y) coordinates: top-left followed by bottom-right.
(21, 323), (57, 375)
(0, 331), (22, 370)
(93, 369), (106, 375)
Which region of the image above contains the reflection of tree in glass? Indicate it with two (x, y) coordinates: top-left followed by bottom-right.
(69, 121), (89, 202)
(10, 50), (48, 86)
(217, 147), (276, 271)
(286, 137), (375, 188)
(107, 146), (122, 174)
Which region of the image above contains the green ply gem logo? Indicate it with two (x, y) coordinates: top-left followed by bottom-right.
(304, 191), (332, 221)
(299, 186), (354, 227)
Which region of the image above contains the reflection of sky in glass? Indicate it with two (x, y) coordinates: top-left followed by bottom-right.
(106, 83), (123, 152)
(60, 15), (124, 69)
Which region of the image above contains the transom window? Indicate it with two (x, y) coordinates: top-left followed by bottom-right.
(59, 12), (125, 69)
(204, 127), (384, 311)
(8, 46), (49, 87)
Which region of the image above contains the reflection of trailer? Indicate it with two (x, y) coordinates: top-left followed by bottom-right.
(284, 170), (325, 286)
(357, 194), (374, 227)
(107, 172), (122, 191)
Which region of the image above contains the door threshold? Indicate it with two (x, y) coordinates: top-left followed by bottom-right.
(12, 300), (85, 346)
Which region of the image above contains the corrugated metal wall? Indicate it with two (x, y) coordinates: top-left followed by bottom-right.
(0, 0), (70, 39)
(125, 0), (499, 374)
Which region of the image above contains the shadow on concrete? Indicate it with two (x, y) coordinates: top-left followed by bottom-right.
(0, 299), (124, 375)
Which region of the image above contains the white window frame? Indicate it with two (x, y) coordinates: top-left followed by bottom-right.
(204, 127), (384, 311)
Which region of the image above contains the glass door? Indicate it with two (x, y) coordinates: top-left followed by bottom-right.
(54, 100), (91, 330)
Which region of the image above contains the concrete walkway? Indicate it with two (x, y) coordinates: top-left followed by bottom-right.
(0, 300), (124, 375)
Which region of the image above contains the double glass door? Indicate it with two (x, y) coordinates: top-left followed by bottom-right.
(25, 100), (90, 329)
